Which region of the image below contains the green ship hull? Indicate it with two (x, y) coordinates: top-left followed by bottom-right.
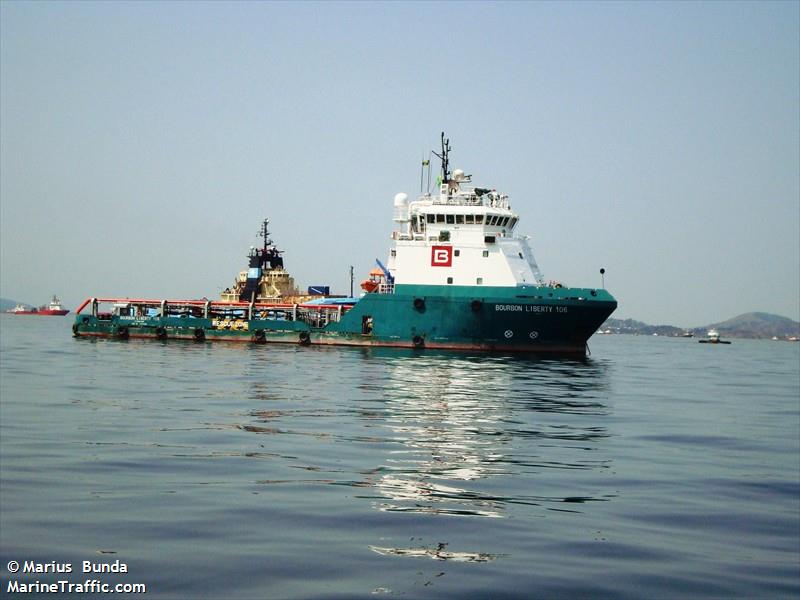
(72, 284), (616, 355)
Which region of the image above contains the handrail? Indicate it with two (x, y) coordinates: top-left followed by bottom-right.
(74, 297), (356, 314)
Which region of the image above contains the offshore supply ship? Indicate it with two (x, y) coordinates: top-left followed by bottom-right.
(8, 296), (69, 316)
(72, 135), (617, 354)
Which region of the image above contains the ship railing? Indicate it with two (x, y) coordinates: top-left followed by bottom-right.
(430, 183), (490, 207)
(76, 297), (356, 326)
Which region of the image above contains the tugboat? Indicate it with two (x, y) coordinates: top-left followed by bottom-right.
(72, 134), (617, 355)
(698, 329), (732, 344)
(219, 219), (306, 304)
(7, 296), (69, 316)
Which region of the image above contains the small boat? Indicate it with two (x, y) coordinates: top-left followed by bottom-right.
(698, 329), (731, 344)
(7, 296), (69, 316)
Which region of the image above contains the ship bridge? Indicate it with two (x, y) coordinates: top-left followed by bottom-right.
(387, 170), (545, 288)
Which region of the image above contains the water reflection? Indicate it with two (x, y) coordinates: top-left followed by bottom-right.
(237, 345), (614, 570)
(369, 542), (503, 563)
(365, 352), (612, 519)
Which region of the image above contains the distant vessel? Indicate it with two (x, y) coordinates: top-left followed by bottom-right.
(72, 134), (617, 355)
(698, 329), (731, 344)
(7, 296), (69, 316)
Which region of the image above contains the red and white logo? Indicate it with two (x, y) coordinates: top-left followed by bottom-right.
(431, 246), (452, 267)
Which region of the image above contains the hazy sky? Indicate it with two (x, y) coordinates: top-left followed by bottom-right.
(1, 1), (798, 327)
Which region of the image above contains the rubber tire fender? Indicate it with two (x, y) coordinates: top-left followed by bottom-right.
(193, 328), (205, 342)
(412, 335), (425, 349)
(298, 330), (311, 346)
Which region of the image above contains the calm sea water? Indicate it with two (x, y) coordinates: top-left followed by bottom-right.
(1, 315), (798, 599)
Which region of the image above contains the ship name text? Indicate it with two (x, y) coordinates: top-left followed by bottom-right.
(495, 304), (568, 313)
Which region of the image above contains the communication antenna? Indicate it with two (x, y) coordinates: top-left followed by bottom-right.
(349, 265), (354, 297)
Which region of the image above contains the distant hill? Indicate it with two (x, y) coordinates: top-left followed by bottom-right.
(0, 298), (27, 312)
(602, 312), (800, 339)
(600, 318), (685, 337)
(704, 312), (800, 339)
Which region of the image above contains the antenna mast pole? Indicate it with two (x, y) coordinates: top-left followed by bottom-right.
(259, 219), (272, 253)
(432, 132), (451, 185)
(441, 132), (451, 182)
(349, 266), (354, 297)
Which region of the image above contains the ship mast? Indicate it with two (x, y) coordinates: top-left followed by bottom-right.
(254, 217), (284, 271)
(258, 219), (272, 255)
(432, 131), (451, 184)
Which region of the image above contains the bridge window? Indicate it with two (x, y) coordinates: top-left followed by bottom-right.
(446, 214), (455, 224)
(477, 277), (483, 284)
(482, 250), (489, 257)
(465, 215), (474, 224)
(475, 215), (484, 224)
(456, 215), (464, 224)
(509, 217), (517, 228)
(436, 214), (445, 223)
(427, 214), (435, 224)
(447, 277), (453, 284)
(454, 249), (460, 257)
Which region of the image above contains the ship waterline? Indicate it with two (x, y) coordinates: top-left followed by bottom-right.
(71, 284), (615, 354)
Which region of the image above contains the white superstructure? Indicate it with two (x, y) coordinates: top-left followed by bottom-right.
(48, 296), (65, 311)
(386, 162), (545, 288)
